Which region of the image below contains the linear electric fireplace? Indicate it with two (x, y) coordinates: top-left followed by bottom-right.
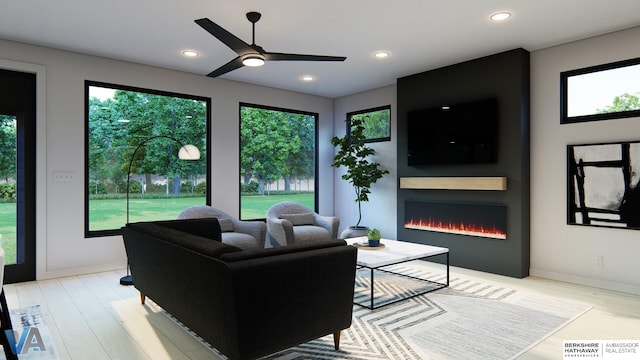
(404, 201), (507, 239)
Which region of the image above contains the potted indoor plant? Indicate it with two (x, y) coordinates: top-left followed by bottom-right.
(367, 228), (382, 247)
(331, 116), (389, 239)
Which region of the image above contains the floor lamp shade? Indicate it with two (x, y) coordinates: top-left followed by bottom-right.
(121, 135), (200, 286)
(178, 144), (200, 160)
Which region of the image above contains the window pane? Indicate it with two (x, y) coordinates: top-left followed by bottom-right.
(567, 64), (640, 117)
(347, 105), (391, 142)
(561, 57), (640, 123)
(0, 115), (17, 264)
(86, 82), (210, 237)
(239, 104), (317, 220)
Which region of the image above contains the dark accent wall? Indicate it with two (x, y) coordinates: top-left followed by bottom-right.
(397, 48), (530, 278)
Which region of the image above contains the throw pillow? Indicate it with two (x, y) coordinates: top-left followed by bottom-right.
(217, 217), (234, 232)
(279, 213), (314, 226)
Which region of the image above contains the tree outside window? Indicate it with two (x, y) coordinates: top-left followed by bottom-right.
(239, 103), (317, 220)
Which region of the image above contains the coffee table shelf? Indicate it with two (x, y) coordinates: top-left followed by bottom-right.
(346, 237), (449, 309)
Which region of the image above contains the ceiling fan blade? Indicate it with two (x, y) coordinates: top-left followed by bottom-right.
(195, 18), (254, 55)
(207, 56), (244, 77)
(264, 52), (347, 62)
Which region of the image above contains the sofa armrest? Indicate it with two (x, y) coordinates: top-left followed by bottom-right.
(222, 244), (357, 360)
(122, 224), (238, 358)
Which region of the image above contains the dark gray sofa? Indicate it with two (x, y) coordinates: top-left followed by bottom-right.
(122, 218), (357, 360)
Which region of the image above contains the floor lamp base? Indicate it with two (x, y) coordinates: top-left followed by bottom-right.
(120, 275), (133, 286)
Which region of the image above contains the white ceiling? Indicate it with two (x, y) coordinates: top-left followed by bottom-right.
(2, 1), (640, 98)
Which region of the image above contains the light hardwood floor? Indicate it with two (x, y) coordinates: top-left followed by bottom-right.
(2, 265), (639, 359)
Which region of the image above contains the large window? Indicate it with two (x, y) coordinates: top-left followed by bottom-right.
(85, 81), (210, 237)
(239, 103), (318, 220)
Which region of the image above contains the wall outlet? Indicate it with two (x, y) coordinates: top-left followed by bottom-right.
(594, 256), (604, 271)
(52, 171), (75, 183)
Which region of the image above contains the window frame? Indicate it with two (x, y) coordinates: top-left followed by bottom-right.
(346, 105), (391, 143)
(84, 80), (211, 237)
(238, 102), (319, 220)
(561, 57), (640, 124)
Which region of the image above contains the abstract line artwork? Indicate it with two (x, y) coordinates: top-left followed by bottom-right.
(568, 140), (640, 230)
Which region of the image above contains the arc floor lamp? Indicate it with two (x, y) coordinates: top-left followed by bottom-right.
(120, 135), (200, 285)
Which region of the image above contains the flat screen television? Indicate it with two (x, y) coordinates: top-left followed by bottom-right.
(407, 98), (498, 166)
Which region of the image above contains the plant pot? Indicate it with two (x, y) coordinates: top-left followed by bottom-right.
(340, 226), (369, 239)
(368, 239), (380, 247)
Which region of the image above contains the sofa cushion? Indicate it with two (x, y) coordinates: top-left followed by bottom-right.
(279, 213), (314, 225)
(292, 225), (331, 242)
(217, 218), (234, 232)
(221, 232), (260, 250)
(220, 239), (346, 262)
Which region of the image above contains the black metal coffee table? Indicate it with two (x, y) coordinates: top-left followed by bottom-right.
(346, 238), (449, 309)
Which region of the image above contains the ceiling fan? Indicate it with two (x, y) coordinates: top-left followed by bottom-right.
(195, 12), (347, 77)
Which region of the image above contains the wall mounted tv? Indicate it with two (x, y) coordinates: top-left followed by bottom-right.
(407, 98), (498, 166)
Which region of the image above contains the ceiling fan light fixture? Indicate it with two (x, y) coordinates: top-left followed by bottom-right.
(196, 15), (346, 77)
(242, 54), (265, 67)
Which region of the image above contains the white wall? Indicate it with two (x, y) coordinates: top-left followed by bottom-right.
(333, 85), (398, 239)
(0, 39), (334, 280)
(530, 26), (640, 294)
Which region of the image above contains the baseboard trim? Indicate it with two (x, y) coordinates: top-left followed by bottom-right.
(37, 263), (125, 281)
(530, 268), (640, 296)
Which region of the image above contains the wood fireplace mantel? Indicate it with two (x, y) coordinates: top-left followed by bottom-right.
(399, 177), (507, 191)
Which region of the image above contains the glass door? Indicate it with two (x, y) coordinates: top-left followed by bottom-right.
(0, 69), (36, 283)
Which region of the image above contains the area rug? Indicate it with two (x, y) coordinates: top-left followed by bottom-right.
(0, 304), (58, 360)
(165, 263), (592, 360)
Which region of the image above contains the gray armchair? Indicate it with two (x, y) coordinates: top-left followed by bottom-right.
(178, 205), (266, 249)
(266, 201), (339, 246)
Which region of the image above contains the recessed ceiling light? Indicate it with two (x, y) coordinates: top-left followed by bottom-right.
(373, 51), (390, 59)
(490, 12), (511, 21)
(182, 50), (199, 57)
(300, 75), (315, 82)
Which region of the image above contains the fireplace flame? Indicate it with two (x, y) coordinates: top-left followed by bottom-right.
(404, 218), (506, 239)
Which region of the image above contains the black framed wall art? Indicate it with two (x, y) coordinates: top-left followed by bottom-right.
(568, 140), (640, 230)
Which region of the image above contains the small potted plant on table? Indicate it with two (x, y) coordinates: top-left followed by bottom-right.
(367, 228), (382, 247)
